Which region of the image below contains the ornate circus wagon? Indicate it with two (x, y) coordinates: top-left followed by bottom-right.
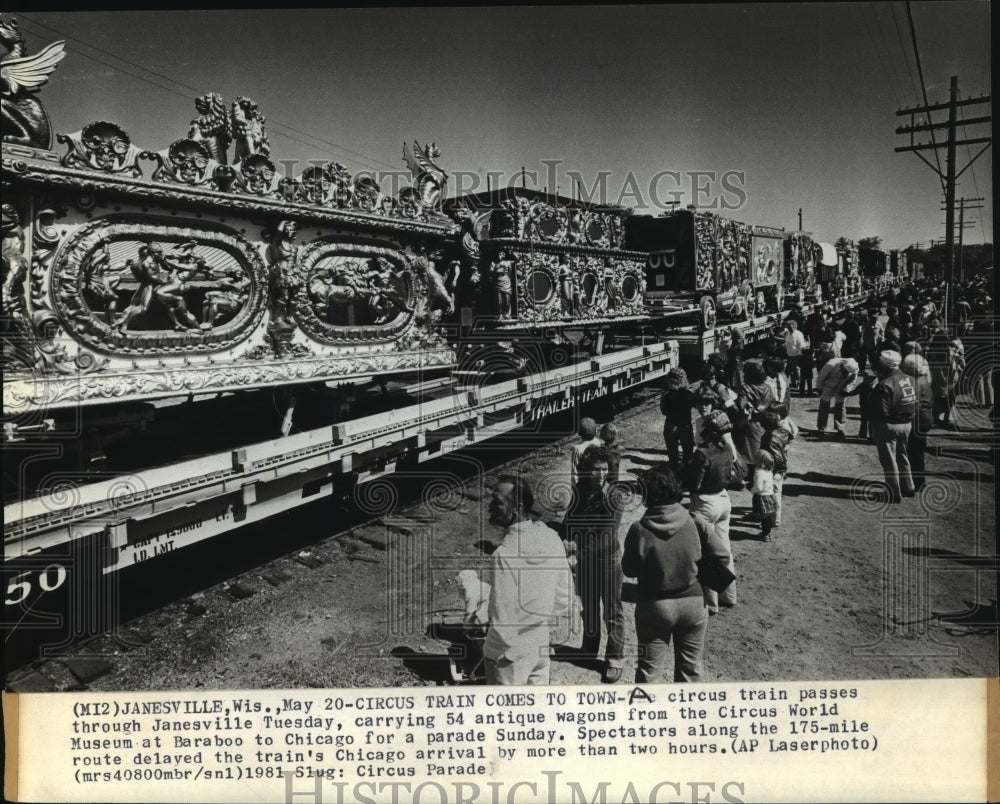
(624, 209), (785, 330)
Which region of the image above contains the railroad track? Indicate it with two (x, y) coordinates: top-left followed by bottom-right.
(5, 382), (665, 686)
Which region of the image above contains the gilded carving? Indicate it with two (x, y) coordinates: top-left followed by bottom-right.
(328, 163), (354, 208)
(264, 220), (300, 326)
(52, 219), (267, 355)
(233, 153), (278, 196)
(1, 16), (65, 149)
(188, 92), (231, 164)
(1, 202), (27, 317)
(297, 165), (333, 206)
(402, 140), (447, 210)
(5, 151), (458, 237)
(4, 346), (454, 412)
(293, 240), (420, 345)
(407, 244), (456, 330)
(231, 96), (270, 164)
(58, 121), (143, 177)
(353, 176), (381, 212)
(490, 250), (515, 319)
(448, 205), (491, 265)
(141, 138), (222, 188)
(488, 246), (645, 324)
(113, 241), (213, 332)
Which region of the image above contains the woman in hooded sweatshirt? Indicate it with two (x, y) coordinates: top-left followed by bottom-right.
(622, 463), (730, 683)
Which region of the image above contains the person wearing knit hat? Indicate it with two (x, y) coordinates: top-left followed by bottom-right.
(879, 350), (902, 370)
(865, 350), (917, 502)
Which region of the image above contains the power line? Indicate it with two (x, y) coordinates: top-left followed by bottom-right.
(861, 7), (905, 109)
(888, 3), (920, 103)
(958, 108), (988, 242)
(904, 2), (945, 193)
(18, 13), (403, 174)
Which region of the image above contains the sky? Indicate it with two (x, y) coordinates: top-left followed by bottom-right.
(10, 4), (992, 249)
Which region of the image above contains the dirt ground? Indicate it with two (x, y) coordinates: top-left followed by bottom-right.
(22, 381), (998, 693)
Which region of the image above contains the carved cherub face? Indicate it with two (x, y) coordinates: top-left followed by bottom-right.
(169, 140), (210, 183)
(300, 168), (330, 204)
(241, 156), (275, 194)
(83, 129), (129, 170)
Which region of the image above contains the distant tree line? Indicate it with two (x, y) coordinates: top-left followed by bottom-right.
(831, 235), (992, 279)
(904, 242), (993, 279)
(834, 235), (883, 250)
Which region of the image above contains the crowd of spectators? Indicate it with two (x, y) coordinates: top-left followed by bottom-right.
(472, 275), (993, 686)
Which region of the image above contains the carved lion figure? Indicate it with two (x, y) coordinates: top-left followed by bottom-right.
(231, 96), (270, 164)
(188, 92), (231, 164)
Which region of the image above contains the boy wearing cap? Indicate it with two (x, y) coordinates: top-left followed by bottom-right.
(866, 351), (917, 503)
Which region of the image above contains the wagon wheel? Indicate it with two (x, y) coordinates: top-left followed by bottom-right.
(699, 295), (717, 331)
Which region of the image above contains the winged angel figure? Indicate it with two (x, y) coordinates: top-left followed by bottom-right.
(402, 140), (448, 209)
(1, 17), (65, 149)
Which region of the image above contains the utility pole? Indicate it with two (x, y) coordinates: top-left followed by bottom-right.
(895, 76), (990, 316)
(941, 197), (984, 283)
(798, 208), (802, 230)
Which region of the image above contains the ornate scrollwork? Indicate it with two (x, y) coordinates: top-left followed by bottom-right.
(695, 213), (751, 292)
(1, 16), (65, 149)
(1, 202), (28, 318)
(396, 186), (424, 220)
(328, 163), (354, 208)
(402, 140), (447, 210)
(293, 240), (420, 345)
(141, 138), (223, 187)
(51, 219), (267, 356)
(489, 247), (646, 324)
(57, 121), (143, 177)
(353, 175), (381, 211)
(526, 203), (569, 243)
(296, 165), (333, 206)
(580, 212), (610, 247)
(4, 345), (455, 412)
(232, 153), (278, 196)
